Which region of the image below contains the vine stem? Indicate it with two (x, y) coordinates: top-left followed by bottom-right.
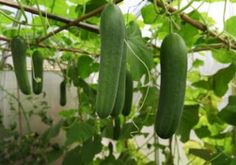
(223, 0), (227, 29)
(154, 0), (236, 49)
(17, 85), (22, 135)
(36, 0), (123, 43)
(1, 0), (236, 50)
(0, 35), (98, 55)
(0, 0), (100, 33)
(172, 0), (195, 15)
(0, 85), (31, 132)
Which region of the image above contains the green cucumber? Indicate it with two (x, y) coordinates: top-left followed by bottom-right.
(32, 50), (44, 94)
(155, 33), (188, 139)
(122, 70), (133, 116)
(11, 36), (31, 95)
(113, 117), (121, 140)
(111, 43), (127, 117)
(96, 4), (125, 118)
(60, 80), (67, 106)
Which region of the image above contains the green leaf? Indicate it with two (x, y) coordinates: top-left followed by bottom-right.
(192, 79), (212, 90)
(177, 105), (199, 142)
(79, 136), (102, 164)
(212, 64), (236, 97)
(40, 120), (64, 142)
(63, 136), (102, 165)
(77, 55), (98, 78)
(141, 4), (157, 24)
(126, 21), (154, 80)
(211, 150), (231, 165)
(230, 158), (236, 165)
(139, 86), (159, 126)
(212, 49), (236, 64)
(65, 120), (96, 145)
(63, 145), (82, 165)
(178, 23), (199, 47)
(189, 149), (212, 160)
(59, 109), (78, 119)
(194, 126), (211, 138)
(218, 96), (236, 125)
(192, 59), (204, 68)
(120, 122), (139, 139)
(100, 154), (118, 165)
(225, 16), (236, 36)
(47, 149), (63, 164)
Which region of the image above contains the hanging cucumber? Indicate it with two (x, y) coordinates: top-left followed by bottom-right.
(96, 4), (125, 118)
(60, 79), (67, 106)
(113, 116), (121, 140)
(111, 43), (127, 117)
(155, 33), (188, 139)
(122, 70), (133, 116)
(32, 50), (44, 95)
(11, 36), (31, 95)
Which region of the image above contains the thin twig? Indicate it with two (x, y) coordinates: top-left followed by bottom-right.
(155, 0), (236, 49)
(36, 4), (107, 43)
(0, 36), (99, 55)
(0, 0), (100, 33)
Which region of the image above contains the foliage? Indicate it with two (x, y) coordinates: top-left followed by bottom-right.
(0, 0), (236, 164)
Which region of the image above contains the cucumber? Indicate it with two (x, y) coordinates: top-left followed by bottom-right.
(60, 79), (67, 106)
(111, 43), (127, 117)
(96, 4), (125, 118)
(11, 36), (31, 95)
(113, 117), (121, 140)
(122, 70), (133, 116)
(32, 50), (44, 94)
(155, 33), (188, 139)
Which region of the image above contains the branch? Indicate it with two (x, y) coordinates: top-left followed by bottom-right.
(155, 0), (236, 49)
(0, 36), (10, 42)
(0, 36), (98, 55)
(36, 0), (123, 43)
(0, 0), (99, 33)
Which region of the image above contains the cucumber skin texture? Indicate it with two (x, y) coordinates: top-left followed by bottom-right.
(32, 50), (44, 94)
(155, 33), (187, 139)
(11, 36), (31, 95)
(111, 43), (127, 117)
(122, 70), (133, 116)
(60, 80), (67, 106)
(96, 4), (125, 118)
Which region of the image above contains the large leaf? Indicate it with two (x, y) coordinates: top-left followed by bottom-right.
(77, 55), (98, 78)
(178, 22), (199, 47)
(211, 150), (231, 165)
(212, 64), (236, 97)
(177, 105), (199, 142)
(63, 136), (102, 165)
(79, 136), (103, 164)
(141, 4), (157, 24)
(63, 145), (82, 165)
(218, 96), (236, 125)
(225, 16), (236, 37)
(212, 49), (236, 64)
(126, 21), (154, 80)
(194, 126), (211, 138)
(65, 119), (96, 145)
